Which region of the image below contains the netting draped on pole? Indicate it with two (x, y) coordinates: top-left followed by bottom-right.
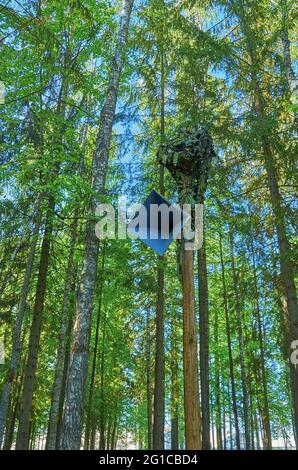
(157, 126), (215, 204)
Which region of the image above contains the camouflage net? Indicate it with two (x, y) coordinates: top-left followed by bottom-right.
(157, 126), (215, 204)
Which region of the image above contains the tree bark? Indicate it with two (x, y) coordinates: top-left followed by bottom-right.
(198, 240), (210, 449)
(229, 225), (251, 449)
(46, 210), (79, 449)
(254, 409), (261, 450)
(55, 286), (76, 449)
(84, 246), (105, 449)
(153, 36), (166, 451)
(111, 416), (117, 450)
(250, 233), (272, 449)
(281, 0), (298, 127)
(182, 247), (202, 449)
(0, 195), (42, 448)
(15, 196), (54, 449)
(222, 384), (227, 450)
(146, 308), (153, 450)
(153, 262), (165, 449)
(3, 360), (24, 450)
(237, 5), (298, 445)
(227, 379), (233, 450)
(99, 309), (106, 451)
(60, 0), (134, 449)
(170, 314), (179, 450)
(219, 232), (241, 450)
(214, 307), (222, 450)
(259, 111), (298, 447)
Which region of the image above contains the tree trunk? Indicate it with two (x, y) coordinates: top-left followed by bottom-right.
(3, 361), (24, 450)
(222, 384), (227, 450)
(55, 285), (76, 449)
(84, 246), (105, 449)
(99, 307), (107, 451)
(211, 410), (215, 449)
(153, 37), (165, 451)
(170, 315), (179, 450)
(111, 416), (117, 450)
(251, 387), (256, 450)
(0, 195), (42, 448)
(106, 414), (112, 450)
(260, 119), (298, 447)
(281, 0), (298, 127)
(229, 225), (251, 449)
(46, 210), (79, 449)
(214, 308), (222, 450)
(146, 308), (153, 450)
(16, 195), (54, 449)
(89, 415), (96, 450)
(254, 410), (261, 450)
(198, 240), (210, 449)
(250, 233), (272, 449)
(182, 247), (202, 449)
(238, 7), (298, 445)
(227, 379), (233, 450)
(153, 262), (165, 449)
(219, 232), (241, 449)
(60, 0), (134, 449)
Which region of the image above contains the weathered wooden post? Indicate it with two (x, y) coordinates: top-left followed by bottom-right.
(157, 127), (215, 449)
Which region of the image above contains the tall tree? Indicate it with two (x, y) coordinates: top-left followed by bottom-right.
(232, 1), (298, 442)
(0, 195), (42, 447)
(182, 247), (202, 449)
(16, 195), (55, 449)
(219, 232), (241, 450)
(229, 224), (251, 449)
(60, 0), (134, 449)
(198, 239), (211, 449)
(153, 21), (166, 450)
(280, 0), (298, 127)
(250, 231), (272, 449)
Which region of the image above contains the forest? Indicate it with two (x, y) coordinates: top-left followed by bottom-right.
(0, 0), (297, 453)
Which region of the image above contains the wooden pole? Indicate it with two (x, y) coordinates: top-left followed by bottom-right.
(182, 245), (202, 449)
(158, 126), (215, 450)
